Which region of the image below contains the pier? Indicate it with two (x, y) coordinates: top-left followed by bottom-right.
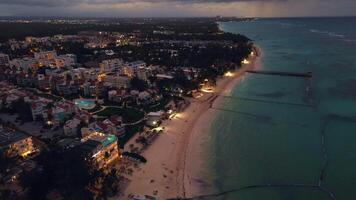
(218, 95), (315, 108)
(246, 70), (312, 78)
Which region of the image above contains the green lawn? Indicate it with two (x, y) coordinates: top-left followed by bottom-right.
(96, 107), (144, 124)
(87, 105), (102, 113)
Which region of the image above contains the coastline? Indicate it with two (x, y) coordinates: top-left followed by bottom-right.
(183, 46), (262, 198)
(120, 47), (262, 200)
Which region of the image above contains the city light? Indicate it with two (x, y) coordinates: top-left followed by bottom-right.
(224, 71), (234, 77)
(153, 127), (164, 132)
(242, 59), (250, 64)
(201, 88), (214, 93)
(21, 150), (33, 158)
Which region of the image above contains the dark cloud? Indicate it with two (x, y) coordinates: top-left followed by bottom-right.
(0, 0), (355, 17)
(0, 0), (284, 7)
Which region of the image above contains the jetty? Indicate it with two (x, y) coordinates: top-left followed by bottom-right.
(246, 70), (312, 78)
(218, 95), (315, 108)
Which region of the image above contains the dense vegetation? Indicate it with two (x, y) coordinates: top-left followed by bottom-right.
(0, 18), (246, 42)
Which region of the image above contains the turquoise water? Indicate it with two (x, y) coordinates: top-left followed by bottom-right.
(74, 99), (96, 110)
(203, 17), (356, 200)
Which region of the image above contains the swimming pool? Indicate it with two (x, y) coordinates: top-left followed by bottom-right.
(74, 99), (96, 110)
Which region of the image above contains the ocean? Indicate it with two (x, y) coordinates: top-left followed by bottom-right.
(199, 17), (356, 200)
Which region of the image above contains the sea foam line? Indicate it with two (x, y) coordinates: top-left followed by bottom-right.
(309, 29), (345, 38)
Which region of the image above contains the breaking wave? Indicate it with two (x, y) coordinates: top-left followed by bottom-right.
(309, 29), (345, 38)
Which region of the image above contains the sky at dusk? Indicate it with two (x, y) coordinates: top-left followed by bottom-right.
(0, 0), (355, 18)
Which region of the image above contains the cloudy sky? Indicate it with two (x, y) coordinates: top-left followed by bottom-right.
(0, 0), (355, 17)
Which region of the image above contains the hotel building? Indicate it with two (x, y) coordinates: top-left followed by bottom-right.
(0, 130), (35, 158)
(79, 129), (120, 169)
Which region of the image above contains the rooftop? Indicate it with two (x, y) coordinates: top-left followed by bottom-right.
(0, 130), (30, 148)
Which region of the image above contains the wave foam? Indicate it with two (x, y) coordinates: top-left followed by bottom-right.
(309, 29), (345, 38)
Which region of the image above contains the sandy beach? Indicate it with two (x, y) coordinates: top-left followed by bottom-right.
(120, 47), (262, 200)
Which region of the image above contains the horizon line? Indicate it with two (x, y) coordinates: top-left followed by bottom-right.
(0, 15), (356, 19)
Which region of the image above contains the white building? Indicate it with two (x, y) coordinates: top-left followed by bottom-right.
(34, 51), (76, 68)
(99, 58), (124, 73)
(104, 75), (131, 89)
(122, 61), (146, 77)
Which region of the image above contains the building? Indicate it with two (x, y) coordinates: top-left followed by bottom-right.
(10, 58), (37, 71)
(108, 89), (128, 103)
(137, 66), (150, 81)
(103, 74), (131, 89)
(79, 130), (120, 169)
(103, 116), (125, 138)
(55, 54), (77, 68)
(90, 116), (125, 138)
(0, 53), (10, 67)
(122, 61), (146, 77)
(31, 101), (47, 121)
(0, 130), (35, 158)
(137, 91), (153, 105)
(63, 118), (81, 136)
(146, 111), (165, 127)
(34, 51), (57, 60)
(99, 58), (124, 73)
(56, 84), (79, 96)
(82, 82), (96, 97)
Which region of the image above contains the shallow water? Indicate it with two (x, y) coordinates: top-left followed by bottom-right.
(200, 17), (356, 200)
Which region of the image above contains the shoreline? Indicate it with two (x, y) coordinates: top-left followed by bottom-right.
(183, 46), (262, 198)
(120, 47), (262, 200)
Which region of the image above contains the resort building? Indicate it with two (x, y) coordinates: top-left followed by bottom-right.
(99, 58), (124, 73)
(89, 117), (125, 138)
(63, 118), (81, 136)
(0, 130), (35, 158)
(79, 129), (120, 169)
(122, 61), (146, 77)
(103, 74), (131, 89)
